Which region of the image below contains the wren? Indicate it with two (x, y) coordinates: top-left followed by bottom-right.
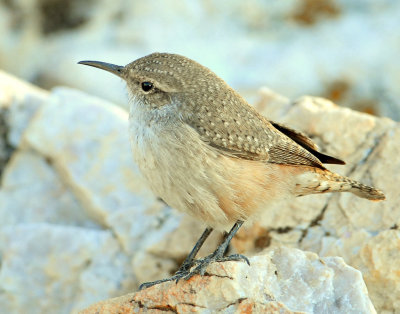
(79, 53), (385, 290)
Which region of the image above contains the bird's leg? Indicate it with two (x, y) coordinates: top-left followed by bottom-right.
(175, 227), (213, 274)
(139, 226), (213, 290)
(185, 220), (250, 280)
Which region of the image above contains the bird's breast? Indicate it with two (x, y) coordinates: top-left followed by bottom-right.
(127, 103), (300, 230)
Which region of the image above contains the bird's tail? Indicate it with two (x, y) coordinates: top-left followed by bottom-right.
(297, 169), (386, 201)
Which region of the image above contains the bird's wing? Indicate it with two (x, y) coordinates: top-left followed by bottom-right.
(270, 121), (345, 165)
(269, 121), (319, 150)
(187, 95), (331, 169)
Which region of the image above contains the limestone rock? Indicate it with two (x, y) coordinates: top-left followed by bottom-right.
(0, 149), (96, 227)
(0, 79), (209, 313)
(0, 224), (134, 314)
(80, 247), (376, 314)
(0, 79), (154, 313)
(241, 90), (400, 312)
(0, 71), (48, 146)
(319, 230), (400, 313)
(0, 71), (48, 174)
(21, 87), (157, 227)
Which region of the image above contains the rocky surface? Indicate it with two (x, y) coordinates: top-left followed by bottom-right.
(0, 1), (399, 119)
(0, 71), (399, 313)
(80, 247), (375, 314)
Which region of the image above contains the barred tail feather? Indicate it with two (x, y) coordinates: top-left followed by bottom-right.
(323, 171), (386, 201)
(296, 169), (386, 201)
(348, 180), (386, 201)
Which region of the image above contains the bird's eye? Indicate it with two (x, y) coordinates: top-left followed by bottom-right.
(141, 82), (153, 92)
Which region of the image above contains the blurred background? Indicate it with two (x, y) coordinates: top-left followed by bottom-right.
(0, 0), (399, 119)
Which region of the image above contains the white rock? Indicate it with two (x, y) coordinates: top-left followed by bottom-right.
(250, 91), (400, 313)
(0, 70), (48, 175)
(0, 224), (133, 314)
(80, 247), (376, 314)
(267, 248), (374, 313)
(0, 70), (48, 147)
(22, 87), (157, 226)
(319, 230), (400, 313)
(0, 150), (96, 227)
(0, 82), (173, 313)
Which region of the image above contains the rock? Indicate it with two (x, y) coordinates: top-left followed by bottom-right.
(0, 70), (48, 174)
(0, 79), (216, 313)
(1, 2), (400, 118)
(319, 230), (400, 313)
(242, 90), (400, 312)
(359, 231), (400, 312)
(0, 224), (134, 314)
(79, 247), (376, 314)
(82, 296), (297, 314)
(0, 79), (154, 313)
(21, 87), (157, 227)
(0, 149), (96, 227)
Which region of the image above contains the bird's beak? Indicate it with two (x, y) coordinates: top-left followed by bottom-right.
(78, 60), (124, 77)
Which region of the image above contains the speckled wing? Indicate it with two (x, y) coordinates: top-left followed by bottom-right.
(270, 121), (345, 165)
(186, 90), (327, 169)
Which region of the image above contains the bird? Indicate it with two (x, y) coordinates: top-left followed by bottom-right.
(78, 52), (385, 290)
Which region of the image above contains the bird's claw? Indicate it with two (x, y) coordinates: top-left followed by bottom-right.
(139, 259), (196, 290)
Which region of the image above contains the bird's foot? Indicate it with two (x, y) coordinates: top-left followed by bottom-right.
(138, 258), (197, 290)
(138, 254), (249, 290)
(139, 221), (248, 290)
(184, 252), (250, 280)
(138, 271), (187, 290)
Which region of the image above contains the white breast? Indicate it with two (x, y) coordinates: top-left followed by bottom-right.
(127, 99), (307, 230)
(128, 101), (233, 229)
